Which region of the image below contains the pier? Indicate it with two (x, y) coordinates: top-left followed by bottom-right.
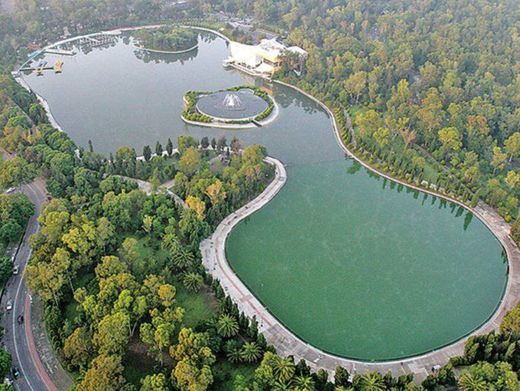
(45, 48), (75, 56)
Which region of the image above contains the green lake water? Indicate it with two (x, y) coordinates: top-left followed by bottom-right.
(23, 32), (508, 361)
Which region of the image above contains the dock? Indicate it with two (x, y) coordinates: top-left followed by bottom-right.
(45, 48), (75, 56)
(20, 60), (64, 75)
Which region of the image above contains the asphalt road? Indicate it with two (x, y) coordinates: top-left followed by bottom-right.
(1, 179), (59, 391)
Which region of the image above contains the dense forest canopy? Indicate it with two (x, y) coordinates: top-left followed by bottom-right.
(207, 0), (520, 221)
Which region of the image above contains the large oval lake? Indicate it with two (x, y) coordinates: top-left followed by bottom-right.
(23, 32), (508, 361)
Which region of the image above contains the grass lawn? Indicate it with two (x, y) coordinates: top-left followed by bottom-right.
(423, 160), (440, 183)
(175, 281), (218, 329)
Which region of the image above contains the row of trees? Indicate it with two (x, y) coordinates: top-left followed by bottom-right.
(0, 193), (33, 249)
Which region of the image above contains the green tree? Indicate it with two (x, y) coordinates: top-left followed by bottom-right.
(171, 328), (216, 391)
(504, 132), (520, 162)
(216, 314), (239, 338)
(182, 272), (203, 292)
(140, 373), (169, 391)
(491, 146), (508, 174)
(179, 147), (201, 176)
(0, 256), (12, 285)
(438, 127), (462, 157)
(93, 311), (130, 355)
(76, 354), (128, 391)
(0, 349), (12, 378)
(240, 342), (262, 363)
(143, 145), (152, 162)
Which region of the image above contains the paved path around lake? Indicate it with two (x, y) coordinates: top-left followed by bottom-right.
(200, 155), (520, 382)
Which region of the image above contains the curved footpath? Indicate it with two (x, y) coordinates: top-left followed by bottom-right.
(201, 83), (520, 381)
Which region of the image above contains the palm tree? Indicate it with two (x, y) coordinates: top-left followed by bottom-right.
(240, 342), (262, 363)
(216, 314), (239, 338)
(172, 247), (194, 270)
(291, 375), (314, 391)
(458, 372), (488, 391)
(182, 272), (203, 292)
(273, 356), (295, 384)
(355, 372), (386, 391)
(272, 380), (292, 391)
(226, 346), (242, 363)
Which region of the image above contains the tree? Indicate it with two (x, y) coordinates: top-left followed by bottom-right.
(143, 145), (152, 162)
(373, 127), (391, 149)
(216, 314), (239, 338)
(505, 171), (520, 190)
(242, 144), (267, 166)
(240, 342), (262, 363)
(501, 302), (520, 334)
(140, 307), (183, 364)
(76, 354), (128, 391)
(206, 180), (226, 206)
(166, 138), (174, 156)
(511, 219), (520, 247)
(292, 375), (314, 391)
(216, 136), (227, 152)
(0, 256), (12, 285)
(177, 135), (198, 154)
(63, 327), (94, 370)
(505, 132), (520, 162)
(171, 328), (215, 391)
(438, 127), (462, 157)
(334, 366), (351, 387)
(155, 141), (163, 157)
(179, 147), (201, 176)
(353, 372), (386, 391)
(491, 146), (508, 174)
(344, 71), (367, 103)
(186, 195), (206, 220)
(141, 373), (168, 391)
(0, 349), (11, 379)
(458, 361), (519, 391)
(183, 272), (203, 292)
(355, 110), (382, 139)
(93, 311), (130, 355)
(230, 137), (242, 153)
(273, 356), (295, 384)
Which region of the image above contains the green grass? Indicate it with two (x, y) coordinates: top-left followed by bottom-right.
(175, 281), (217, 329)
(423, 161), (440, 183)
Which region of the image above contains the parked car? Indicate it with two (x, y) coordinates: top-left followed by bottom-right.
(4, 188), (15, 194)
(6, 300), (12, 312)
(11, 367), (19, 379)
(12, 266), (18, 275)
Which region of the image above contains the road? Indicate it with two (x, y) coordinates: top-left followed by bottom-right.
(1, 178), (69, 391)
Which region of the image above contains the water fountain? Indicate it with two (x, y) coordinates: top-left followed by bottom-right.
(222, 93), (242, 109)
